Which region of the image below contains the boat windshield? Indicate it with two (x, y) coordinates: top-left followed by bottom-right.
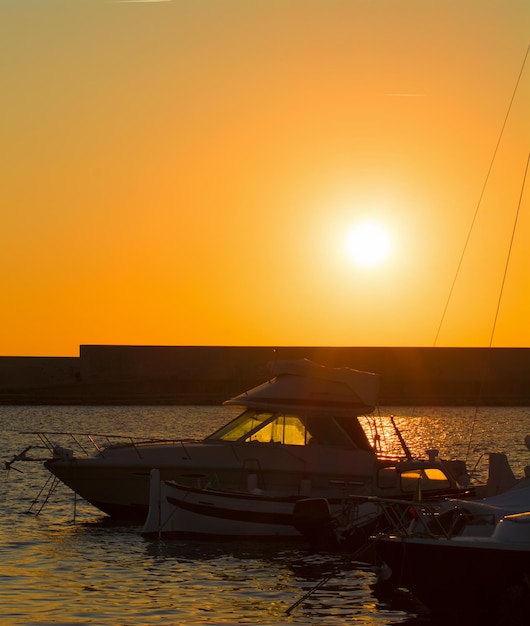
(207, 410), (275, 442)
(206, 409), (354, 447)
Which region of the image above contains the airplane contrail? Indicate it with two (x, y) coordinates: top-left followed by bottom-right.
(111, 0), (172, 4)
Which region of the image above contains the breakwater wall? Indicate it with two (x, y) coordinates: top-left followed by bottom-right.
(0, 345), (528, 406)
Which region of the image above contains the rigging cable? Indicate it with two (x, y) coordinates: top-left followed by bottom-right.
(433, 44), (530, 346)
(487, 153), (529, 349)
(426, 43), (529, 468)
(465, 153), (530, 462)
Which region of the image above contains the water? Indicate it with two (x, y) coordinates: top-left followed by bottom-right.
(1, 405), (529, 625)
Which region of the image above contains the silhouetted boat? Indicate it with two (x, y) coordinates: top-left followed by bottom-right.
(141, 359), (477, 539)
(372, 464), (530, 625)
(11, 359), (477, 526)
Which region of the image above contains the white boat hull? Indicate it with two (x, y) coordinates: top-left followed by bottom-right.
(143, 470), (305, 538)
(44, 440), (376, 520)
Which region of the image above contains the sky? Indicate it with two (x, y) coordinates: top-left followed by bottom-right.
(1, 0), (529, 356)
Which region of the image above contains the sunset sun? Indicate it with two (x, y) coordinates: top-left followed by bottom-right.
(345, 220), (392, 268)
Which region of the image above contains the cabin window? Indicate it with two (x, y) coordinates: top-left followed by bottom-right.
(377, 466), (451, 491)
(305, 415), (353, 446)
(247, 413), (354, 446)
(246, 414), (307, 445)
(400, 468), (451, 492)
(207, 409), (355, 447)
(207, 410), (274, 442)
(335, 416), (373, 451)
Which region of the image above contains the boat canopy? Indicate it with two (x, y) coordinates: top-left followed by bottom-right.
(224, 359), (379, 414)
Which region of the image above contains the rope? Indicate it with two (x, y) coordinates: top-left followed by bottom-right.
(285, 542), (372, 615)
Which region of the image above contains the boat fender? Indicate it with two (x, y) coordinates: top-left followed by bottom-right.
(375, 561), (393, 583)
(247, 473), (264, 494)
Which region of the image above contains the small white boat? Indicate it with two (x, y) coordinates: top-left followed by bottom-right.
(143, 471), (305, 539)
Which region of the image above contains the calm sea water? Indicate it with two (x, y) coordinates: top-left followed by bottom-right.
(1, 405), (529, 625)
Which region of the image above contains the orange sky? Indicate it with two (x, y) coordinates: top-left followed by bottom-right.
(2, 0), (529, 356)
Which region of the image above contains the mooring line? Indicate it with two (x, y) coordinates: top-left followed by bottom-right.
(27, 475), (60, 516)
(285, 573), (334, 615)
(285, 541), (372, 615)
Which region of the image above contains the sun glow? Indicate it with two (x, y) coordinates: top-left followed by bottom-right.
(345, 220), (392, 267)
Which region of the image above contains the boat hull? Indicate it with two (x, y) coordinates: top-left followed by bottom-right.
(375, 533), (530, 624)
(142, 477), (306, 539)
(44, 440), (376, 521)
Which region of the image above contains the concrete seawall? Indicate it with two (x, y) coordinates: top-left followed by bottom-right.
(0, 345), (529, 406)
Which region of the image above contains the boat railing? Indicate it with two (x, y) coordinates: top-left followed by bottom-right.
(14, 431), (195, 461)
(345, 495), (468, 539)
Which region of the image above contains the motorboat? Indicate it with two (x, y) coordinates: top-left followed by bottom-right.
(139, 360), (480, 539)
(292, 449), (521, 551)
(371, 463), (530, 625)
(10, 359), (475, 524)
